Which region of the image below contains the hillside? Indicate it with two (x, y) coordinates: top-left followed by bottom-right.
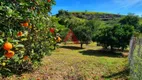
(69, 12), (123, 21)
(56, 10), (124, 21)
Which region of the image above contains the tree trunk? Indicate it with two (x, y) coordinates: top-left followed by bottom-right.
(110, 46), (114, 51)
(53, 43), (56, 50)
(103, 44), (108, 49)
(81, 43), (83, 49)
(121, 47), (125, 51)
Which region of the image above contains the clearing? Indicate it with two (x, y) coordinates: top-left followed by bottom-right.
(5, 42), (129, 80)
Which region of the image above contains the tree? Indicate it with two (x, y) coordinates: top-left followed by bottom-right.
(95, 24), (134, 51)
(86, 18), (103, 31)
(139, 24), (142, 32)
(57, 10), (92, 48)
(63, 17), (91, 48)
(0, 0), (56, 76)
(119, 14), (140, 31)
(56, 9), (70, 17)
(86, 18), (105, 41)
(73, 25), (92, 48)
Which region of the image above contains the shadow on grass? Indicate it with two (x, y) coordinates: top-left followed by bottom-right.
(102, 69), (129, 79)
(60, 46), (84, 50)
(79, 49), (123, 57)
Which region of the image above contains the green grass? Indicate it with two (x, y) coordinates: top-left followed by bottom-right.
(3, 42), (129, 80)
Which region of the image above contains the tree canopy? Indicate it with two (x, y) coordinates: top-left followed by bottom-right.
(95, 24), (134, 51)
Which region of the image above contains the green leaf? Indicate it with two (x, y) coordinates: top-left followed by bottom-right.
(12, 40), (20, 43)
(15, 44), (24, 48)
(0, 39), (4, 43)
(7, 37), (13, 42)
(0, 6), (2, 10)
(19, 2), (25, 6)
(3, 68), (11, 72)
(21, 38), (28, 41)
(13, 54), (20, 62)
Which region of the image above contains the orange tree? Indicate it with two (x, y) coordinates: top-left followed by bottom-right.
(0, 0), (56, 76)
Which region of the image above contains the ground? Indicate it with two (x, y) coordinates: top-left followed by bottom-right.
(3, 42), (129, 80)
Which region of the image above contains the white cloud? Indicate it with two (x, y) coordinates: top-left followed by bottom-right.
(113, 0), (142, 8)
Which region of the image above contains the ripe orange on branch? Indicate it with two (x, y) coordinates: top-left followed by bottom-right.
(3, 42), (13, 50)
(5, 50), (15, 58)
(56, 36), (62, 42)
(47, 0), (51, 2)
(21, 22), (29, 27)
(17, 31), (23, 36)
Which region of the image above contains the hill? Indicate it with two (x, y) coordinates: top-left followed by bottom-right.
(56, 10), (123, 21)
(69, 11), (123, 21)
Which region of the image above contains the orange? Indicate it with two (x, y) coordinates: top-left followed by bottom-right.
(5, 50), (15, 58)
(17, 31), (23, 36)
(58, 36), (62, 41)
(47, 0), (51, 2)
(21, 22), (29, 27)
(3, 42), (13, 50)
(56, 36), (62, 42)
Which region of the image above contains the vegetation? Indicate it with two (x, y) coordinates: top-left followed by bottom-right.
(69, 11), (122, 20)
(119, 14), (141, 32)
(0, 0), (57, 77)
(56, 10), (142, 51)
(0, 0), (140, 79)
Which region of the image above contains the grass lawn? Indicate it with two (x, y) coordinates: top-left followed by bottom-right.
(3, 42), (129, 80)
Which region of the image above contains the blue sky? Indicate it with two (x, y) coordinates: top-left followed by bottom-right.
(51, 0), (142, 16)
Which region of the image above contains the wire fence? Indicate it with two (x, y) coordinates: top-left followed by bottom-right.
(129, 36), (142, 80)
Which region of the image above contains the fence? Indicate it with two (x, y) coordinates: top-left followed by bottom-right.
(129, 37), (142, 80)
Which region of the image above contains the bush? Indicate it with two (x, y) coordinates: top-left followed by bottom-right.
(0, 0), (56, 76)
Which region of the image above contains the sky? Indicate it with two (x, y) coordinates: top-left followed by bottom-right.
(51, 0), (142, 16)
